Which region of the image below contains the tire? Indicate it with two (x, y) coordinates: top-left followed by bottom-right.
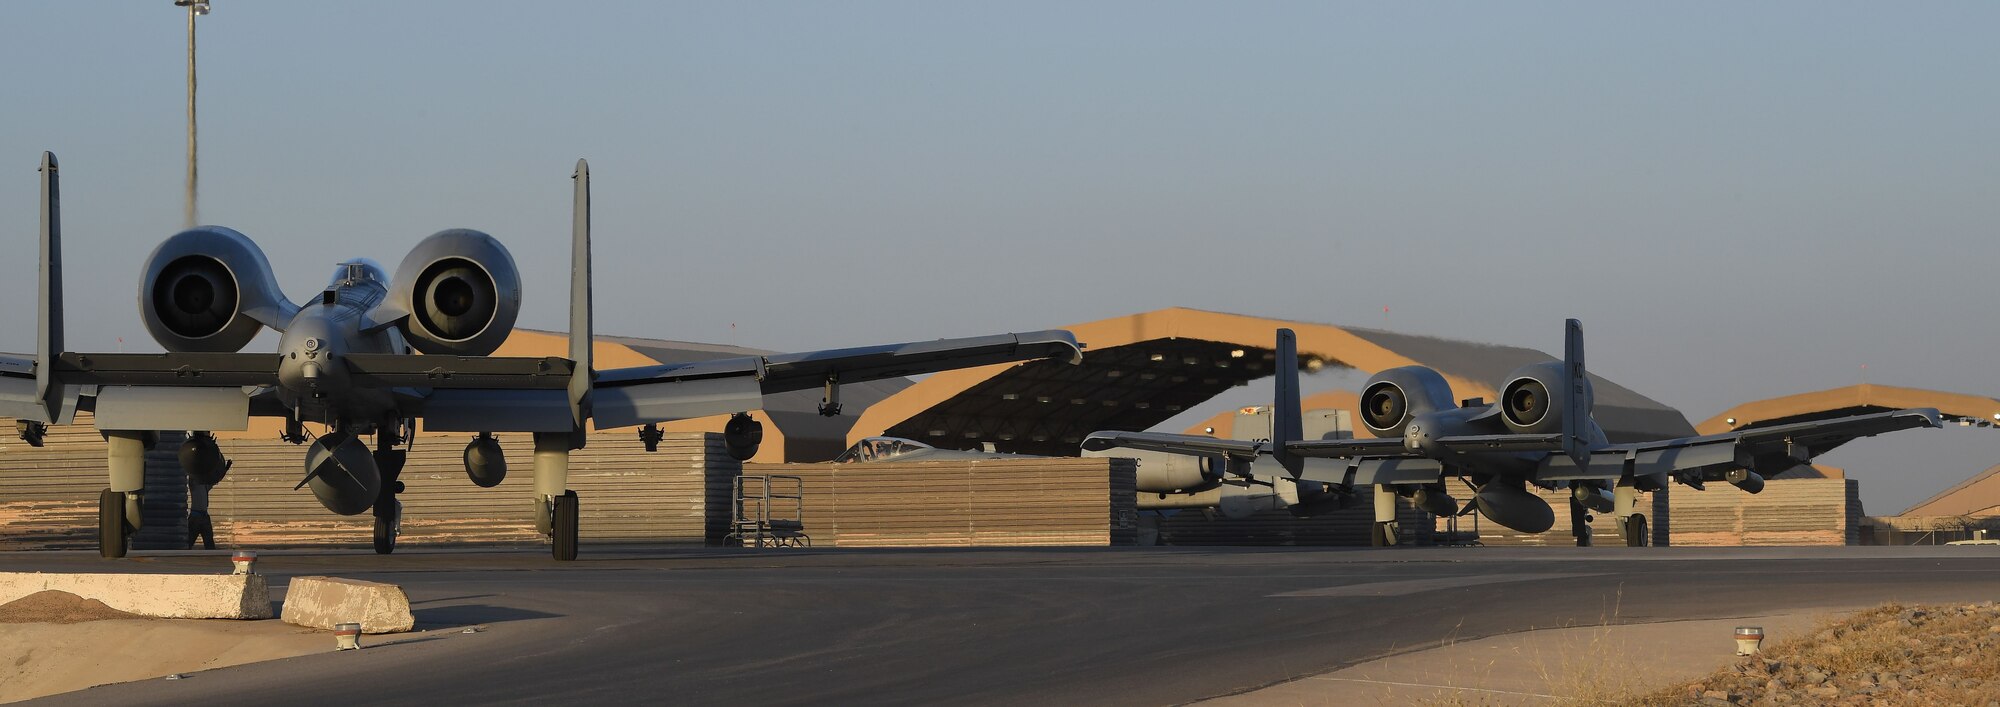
(98, 489), (128, 559)
(552, 491), (579, 561)
(373, 504), (398, 555)
(1625, 514), (1649, 547)
(1371, 521), (1399, 547)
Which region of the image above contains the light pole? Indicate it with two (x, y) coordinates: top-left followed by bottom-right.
(173, 0), (209, 229)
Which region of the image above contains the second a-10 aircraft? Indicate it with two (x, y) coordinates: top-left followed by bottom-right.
(1084, 322), (1941, 547)
(0, 152), (1082, 560)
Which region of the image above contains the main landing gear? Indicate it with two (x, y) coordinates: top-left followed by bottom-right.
(98, 489), (134, 559)
(534, 431), (582, 561)
(98, 431), (152, 559)
(1619, 513), (1649, 547)
(1370, 484), (1399, 547)
(1613, 482), (1647, 547)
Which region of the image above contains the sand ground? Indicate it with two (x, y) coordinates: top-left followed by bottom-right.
(1206, 610), (1843, 705)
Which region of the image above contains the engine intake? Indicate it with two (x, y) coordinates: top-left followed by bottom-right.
(1498, 361), (1592, 435)
(139, 227), (294, 352)
(390, 230), (521, 356)
(1356, 367), (1456, 438)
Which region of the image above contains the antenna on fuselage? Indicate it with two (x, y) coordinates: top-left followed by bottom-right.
(1562, 318), (1588, 466)
(568, 159), (594, 432)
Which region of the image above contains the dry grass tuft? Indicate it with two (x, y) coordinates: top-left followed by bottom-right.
(1634, 602), (2000, 706)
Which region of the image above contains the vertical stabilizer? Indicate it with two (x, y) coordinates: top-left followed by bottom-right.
(36, 151), (64, 422)
(1271, 328), (1304, 474)
(567, 159), (594, 432)
(1562, 318), (1587, 466)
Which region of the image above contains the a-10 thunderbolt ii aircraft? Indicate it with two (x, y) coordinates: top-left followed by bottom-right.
(1084, 322), (1940, 547)
(0, 152), (1082, 560)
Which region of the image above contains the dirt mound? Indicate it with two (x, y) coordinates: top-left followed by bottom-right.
(0, 590), (144, 623)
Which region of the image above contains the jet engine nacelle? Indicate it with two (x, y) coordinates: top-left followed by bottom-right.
(1357, 366), (1456, 438)
(304, 433), (381, 516)
(1127, 451), (1222, 494)
(389, 229), (522, 356)
(463, 434), (507, 488)
(1473, 479), (1555, 534)
(139, 227), (293, 352)
(1498, 361), (1593, 435)
(723, 413), (763, 461)
(178, 432), (229, 486)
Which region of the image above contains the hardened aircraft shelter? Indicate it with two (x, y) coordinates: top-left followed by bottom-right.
(852, 307), (1697, 456)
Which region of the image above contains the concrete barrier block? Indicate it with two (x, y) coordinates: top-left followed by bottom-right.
(0, 572), (272, 619)
(280, 576), (414, 634)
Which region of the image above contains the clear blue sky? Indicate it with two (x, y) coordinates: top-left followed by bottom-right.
(3, 2), (1997, 513)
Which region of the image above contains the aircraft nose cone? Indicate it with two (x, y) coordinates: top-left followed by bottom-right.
(278, 320), (344, 393)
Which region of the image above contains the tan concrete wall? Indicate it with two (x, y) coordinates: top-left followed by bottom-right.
(0, 572), (271, 620)
(741, 458), (1137, 547)
(1667, 478), (1857, 546)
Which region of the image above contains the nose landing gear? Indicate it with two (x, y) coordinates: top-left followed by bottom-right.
(372, 425), (410, 554)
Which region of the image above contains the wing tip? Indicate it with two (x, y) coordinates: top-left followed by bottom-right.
(1018, 329), (1083, 365)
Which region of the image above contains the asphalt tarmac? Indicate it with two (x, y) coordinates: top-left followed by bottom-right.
(14, 545), (2000, 706)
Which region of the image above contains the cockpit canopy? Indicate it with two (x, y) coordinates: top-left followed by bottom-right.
(834, 437), (935, 463)
(328, 258), (389, 288)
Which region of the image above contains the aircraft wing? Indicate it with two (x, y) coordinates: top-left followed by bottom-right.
(50, 353), (279, 387)
(1286, 433), (1560, 459)
(1540, 407), (1942, 483)
(1432, 433), (1565, 454)
(1080, 430), (1264, 460)
(0, 352), (38, 420)
(1284, 437), (1411, 458)
(1721, 408), (1942, 459)
(587, 330), (1082, 430)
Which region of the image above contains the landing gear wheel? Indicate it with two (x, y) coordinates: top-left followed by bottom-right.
(372, 446), (406, 555)
(373, 501), (400, 555)
(552, 491), (579, 561)
(189, 510), (217, 550)
(1624, 514), (1649, 547)
(1371, 521), (1399, 547)
(98, 489), (130, 559)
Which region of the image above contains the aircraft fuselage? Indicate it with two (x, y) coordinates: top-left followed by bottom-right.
(274, 262), (407, 429)
(1396, 405), (1606, 480)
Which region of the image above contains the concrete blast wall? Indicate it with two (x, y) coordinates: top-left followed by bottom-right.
(741, 458), (1137, 547)
(1667, 478), (1859, 547)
